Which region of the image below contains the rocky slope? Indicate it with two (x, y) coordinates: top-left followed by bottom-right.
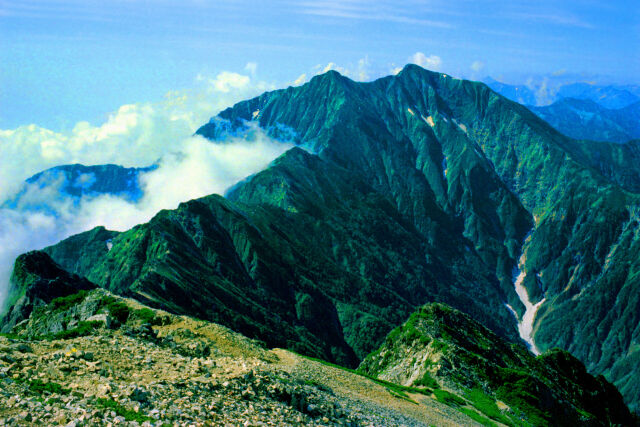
(4, 65), (640, 411)
(359, 303), (635, 426)
(1, 285), (496, 426)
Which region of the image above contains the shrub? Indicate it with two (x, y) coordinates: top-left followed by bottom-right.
(103, 299), (130, 323)
(459, 407), (499, 427)
(415, 371), (440, 389)
(27, 379), (70, 395)
(49, 321), (102, 340)
(466, 388), (512, 425)
(97, 398), (151, 423)
(50, 290), (89, 312)
(434, 389), (467, 407)
(134, 308), (156, 324)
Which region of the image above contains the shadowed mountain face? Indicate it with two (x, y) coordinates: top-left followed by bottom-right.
(5, 65), (640, 410)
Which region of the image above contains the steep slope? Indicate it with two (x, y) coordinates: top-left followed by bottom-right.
(8, 65), (640, 410)
(529, 98), (640, 142)
(0, 251), (96, 333)
(36, 147), (521, 368)
(196, 65), (640, 410)
(359, 303), (635, 426)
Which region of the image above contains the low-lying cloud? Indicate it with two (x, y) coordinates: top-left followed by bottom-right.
(0, 71), (274, 203)
(0, 71), (290, 309)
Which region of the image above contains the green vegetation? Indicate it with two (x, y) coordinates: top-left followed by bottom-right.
(97, 398), (152, 423)
(50, 290), (89, 312)
(433, 389), (467, 407)
(0, 332), (20, 340)
(47, 321), (102, 340)
(133, 308), (157, 324)
(414, 371), (439, 389)
(100, 297), (130, 323)
(459, 407), (499, 427)
(360, 303), (634, 426)
(465, 388), (513, 425)
(14, 378), (70, 395)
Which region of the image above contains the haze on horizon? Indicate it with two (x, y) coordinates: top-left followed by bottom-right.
(1, 0), (638, 130)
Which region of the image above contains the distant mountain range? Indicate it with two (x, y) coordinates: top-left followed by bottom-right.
(485, 77), (640, 109)
(2, 65), (640, 417)
(529, 98), (640, 143)
(485, 77), (640, 142)
(2, 163), (154, 212)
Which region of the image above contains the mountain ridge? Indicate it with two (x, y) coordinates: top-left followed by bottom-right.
(3, 65), (640, 412)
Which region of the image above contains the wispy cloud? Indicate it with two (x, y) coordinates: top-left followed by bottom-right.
(509, 12), (594, 29)
(293, 0), (454, 29)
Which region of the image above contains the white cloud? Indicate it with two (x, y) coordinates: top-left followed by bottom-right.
(321, 62), (348, 75)
(471, 61), (485, 72)
(0, 70), (286, 308)
(210, 71), (252, 93)
(409, 52), (442, 71)
(293, 73), (307, 86)
(391, 66), (403, 75)
(314, 56), (372, 82)
(0, 131), (293, 308)
(0, 71), (275, 203)
(244, 62), (258, 76)
(356, 56), (370, 81)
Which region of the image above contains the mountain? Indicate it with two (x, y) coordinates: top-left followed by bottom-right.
(0, 251), (96, 333)
(484, 77), (538, 105)
(485, 77), (640, 109)
(529, 98), (640, 142)
(359, 303), (635, 426)
(556, 83), (640, 109)
(2, 163), (155, 210)
(3, 65), (640, 412)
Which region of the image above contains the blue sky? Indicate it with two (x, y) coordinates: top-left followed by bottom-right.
(1, 0), (638, 129)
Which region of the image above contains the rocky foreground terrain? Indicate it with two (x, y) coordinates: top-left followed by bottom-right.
(0, 288), (484, 426)
(2, 283), (636, 426)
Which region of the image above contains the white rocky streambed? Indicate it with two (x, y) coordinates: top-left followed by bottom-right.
(507, 252), (545, 355)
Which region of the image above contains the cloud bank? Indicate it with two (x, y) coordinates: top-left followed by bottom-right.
(0, 71), (274, 203)
(0, 71), (291, 309)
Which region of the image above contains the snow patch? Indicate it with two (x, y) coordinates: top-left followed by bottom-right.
(421, 115), (435, 127)
(252, 110), (260, 119)
(407, 108), (415, 116)
(505, 303), (517, 319)
(512, 252), (546, 355)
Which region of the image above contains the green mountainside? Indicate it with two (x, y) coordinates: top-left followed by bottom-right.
(3, 65), (640, 412)
(359, 303), (634, 426)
